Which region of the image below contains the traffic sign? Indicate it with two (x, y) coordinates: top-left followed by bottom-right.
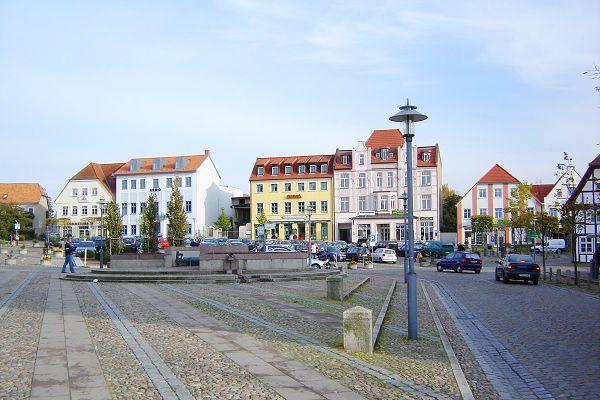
(257, 226), (265, 236)
(529, 231), (539, 238)
(369, 234), (377, 246)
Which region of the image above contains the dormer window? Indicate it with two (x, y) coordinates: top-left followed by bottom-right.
(309, 164), (317, 174)
(299, 165), (306, 174)
(341, 154), (350, 165)
(257, 166), (264, 176)
(320, 164), (328, 174)
(389, 151), (394, 158)
(423, 152), (431, 162)
(271, 166), (279, 176)
(375, 151), (380, 158)
(284, 165), (292, 175)
(381, 148), (389, 160)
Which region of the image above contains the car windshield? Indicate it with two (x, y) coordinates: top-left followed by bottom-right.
(507, 254), (534, 263)
(466, 253), (481, 259)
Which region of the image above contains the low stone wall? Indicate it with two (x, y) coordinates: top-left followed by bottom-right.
(110, 254), (165, 268)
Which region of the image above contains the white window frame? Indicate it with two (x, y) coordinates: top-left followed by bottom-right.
(421, 194), (431, 210)
(358, 173), (366, 188)
(421, 170), (431, 186)
(340, 173), (349, 189)
(340, 197), (349, 212)
(494, 188), (502, 198)
(478, 188), (487, 198)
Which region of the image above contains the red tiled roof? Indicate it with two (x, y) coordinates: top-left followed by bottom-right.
(530, 184), (554, 203)
(250, 154), (334, 181)
(417, 146), (437, 167)
(114, 153), (209, 176)
(0, 183), (47, 204)
(590, 153), (600, 166)
(364, 129), (405, 164)
(72, 162), (124, 197)
(334, 149), (353, 170)
(477, 164), (520, 184)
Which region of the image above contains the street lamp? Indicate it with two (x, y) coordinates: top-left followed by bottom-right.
(399, 191), (409, 284)
(390, 99), (428, 340)
(306, 206), (315, 262)
(99, 197), (108, 268)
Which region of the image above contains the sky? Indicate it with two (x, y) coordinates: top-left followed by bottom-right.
(1, 0), (599, 201)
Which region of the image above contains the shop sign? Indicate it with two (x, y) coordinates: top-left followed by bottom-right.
(286, 194), (302, 199)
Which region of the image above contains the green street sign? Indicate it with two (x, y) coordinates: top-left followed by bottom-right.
(495, 219), (506, 225)
(391, 210), (407, 216)
(529, 231), (539, 238)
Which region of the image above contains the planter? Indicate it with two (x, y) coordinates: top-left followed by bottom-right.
(347, 263), (358, 270)
(6, 259), (17, 265)
(19, 249), (28, 255)
(364, 262), (374, 269)
(41, 260), (52, 266)
(54, 252), (64, 258)
(418, 258), (430, 267)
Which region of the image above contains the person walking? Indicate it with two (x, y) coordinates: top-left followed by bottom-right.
(61, 235), (76, 274)
(8, 233), (13, 247)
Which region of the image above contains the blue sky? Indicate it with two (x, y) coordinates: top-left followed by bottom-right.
(1, 0), (599, 200)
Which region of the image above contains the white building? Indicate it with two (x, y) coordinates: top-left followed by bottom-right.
(531, 169), (581, 218)
(114, 151), (243, 238)
(0, 183), (51, 236)
(54, 163), (123, 238)
(333, 129), (442, 243)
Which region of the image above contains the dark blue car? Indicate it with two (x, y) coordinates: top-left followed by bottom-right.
(495, 254), (541, 285)
(436, 252), (482, 273)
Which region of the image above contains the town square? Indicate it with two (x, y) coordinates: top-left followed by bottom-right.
(1, 1), (599, 399)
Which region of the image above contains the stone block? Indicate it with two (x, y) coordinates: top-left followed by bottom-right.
(20, 249), (28, 255)
(556, 268), (562, 284)
(565, 270), (572, 285)
(6, 259), (17, 265)
(343, 306), (373, 354)
(326, 275), (343, 300)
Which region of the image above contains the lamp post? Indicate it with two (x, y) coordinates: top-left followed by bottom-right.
(399, 192), (409, 283)
(390, 99), (428, 340)
(306, 206), (315, 262)
(99, 197), (107, 268)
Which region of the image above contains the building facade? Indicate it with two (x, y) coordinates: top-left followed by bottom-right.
(0, 183), (50, 236)
(114, 151), (243, 238)
(54, 163), (123, 238)
(249, 155), (335, 241)
(333, 129), (442, 243)
(531, 169), (581, 218)
(231, 195), (251, 238)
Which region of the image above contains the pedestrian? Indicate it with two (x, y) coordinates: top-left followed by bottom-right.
(15, 233), (19, 246)
(8, 233), (13, 246)
(61, 235), (76, 274)
(457, 243), (465, 251)
(311, 243), (317, 255)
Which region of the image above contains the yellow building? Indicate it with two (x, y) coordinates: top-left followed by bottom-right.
(250, 155), (335, 241)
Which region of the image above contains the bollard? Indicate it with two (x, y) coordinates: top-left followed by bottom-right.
(549, 267), (553, 283)
(576, 272), (581, 287)
(586, 272), (592, 290)
(326, 275), (344, 301)
(343, 306), (373, 354)
(565, 270), (572, 285)
(556, 268), (562, 284)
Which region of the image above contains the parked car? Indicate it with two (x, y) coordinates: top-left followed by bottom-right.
(307, 257), (330, 269)
(436, 252), (482, 273)
(422, 241), (455, 258)
(226, 239), (246, 246)
(158, 238), (170, 248)
(346, 246), (371, 262)
(122, 237), (138, 251)
(75, 241), (97, 257)
(326, 246), (346, 262)
(263, 245), (294, 252)
(292, 243), (309, 252)
(397, 242), (424, 257)
(372, 248), (398, 263)
(495, 254), (541, 284)
(531, 238), (566, 254)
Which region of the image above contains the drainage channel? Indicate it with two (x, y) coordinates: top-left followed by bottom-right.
(0, 271), (39, 318)
(87, 283), (193, 400)
(429, 281), (553, 400)
(162, 284), (449, 400)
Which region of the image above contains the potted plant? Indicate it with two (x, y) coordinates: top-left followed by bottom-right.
(54, 248), (64, 258)
(418, 252), (429, 266)
(40, 254), (52, 266)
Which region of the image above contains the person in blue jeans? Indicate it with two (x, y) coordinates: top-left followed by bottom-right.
(61, 235), (76, 273)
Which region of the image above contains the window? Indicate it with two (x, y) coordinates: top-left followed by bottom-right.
(550, 208), (558, 217)
(320, 164), (328, 174)
(376, 173), (382, 188)
(321, 222), (328, 240)
(92, 187), (98, 196)
(478, 188), (487, 198)
(494, 188), (502, 198)
(153, 179), (159, 189)
(309, 182), (317, 191)
(256, 184), (263, 193)
(140, 179), (146, 189)
(421, 194), (432, 210)
(420, 220), (434, 241)
(387, 172), (394, 187)
(309, 201), (317, 212)
(131, 225), (137, 236)
(122, 180), (128, 190)
(526, 207), (534, 214)
(556, 189), (563, 198)
(122, 203), (127, 215)
(464, 208), (471, 218)
(340, 173), (349, 188)
(131, 203), (137, 214)
(72, 206), (78, 216)
(140, 202), (147, 212)
(390, 195), (396, 210)
(62, 206), (68, 216)
(359, 154), (365, 165)
(271, 203), (278, 214)
(166, 178), (173, 188)
(309, 164), (317, 174)
(510, 188), (517, 197)
(177, 178), (182, 188)
(257, 203), (263, 214)
(479, 208), (487, 215)
(185, 177), (192, 187)
(341, 197), (349, 212)
(82, 188), (88, 196)
(185, 201), (192, 213)
(82, 206), (88, 215)
(72, 188), (78, 196)
(271, 166), (279, 176)
(423, 152), (431, 162)
(284, 183), (291, 192)
(298, 202), (305, 213)
(92, 205), (98, 215)
(131, 180), (137, 190)
(359, 196), (367, 211)
(271, 183), (278, 192)
(494, 208), (503, 219)
(421, 170), (431, 186)
(284, 165), (292, 175)
(188, 224), (192, 234)
(123, 225), (128, 236)
(341, 154), (350, 164)
(298, 165), (306, 174)
(358, 173), (366, 188)
(580, 237), (594, 253)
(381, 148), (388, 160)
(321, 201), (328, 213)
(298, 182), (305, 191)
(380, 195), (389, 211)
(285, 202), (291, 214)
(320, 181), (327, 190)
(257, 166), (264, 176)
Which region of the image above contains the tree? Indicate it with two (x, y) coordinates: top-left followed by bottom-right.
(214, 208), (232, 233)
(256, 211), (268, 226)
(166, 178), (188, 246)
(471, 215), (494, 252)
(105, 202), (123, 254)
(441, 184), (461, 232)
(505, 183), (534, 247)
(141, 194), (159, 253)
(535, 212), (560, 277)
(0, 204), (34, 240)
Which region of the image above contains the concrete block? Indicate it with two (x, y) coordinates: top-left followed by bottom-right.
(556, 268), (562, 284)
(6, 259), (17, 265)
(565, 270), (572, 285)
(326, 275), (343, 301)
(343, 306), (373, 354)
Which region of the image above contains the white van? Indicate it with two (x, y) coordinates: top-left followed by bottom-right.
(532, 239), (566, 254)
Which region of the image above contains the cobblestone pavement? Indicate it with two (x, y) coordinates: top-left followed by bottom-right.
(361, 261), (600, 400)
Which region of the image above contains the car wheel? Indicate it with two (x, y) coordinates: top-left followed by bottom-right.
(532, 278), (539, 285)
(475, 269), (481, 274)
(503, 273), (510, 284)
(556, 249), (561, 255)
(437, 264), (443, 272)
(456, 266), (463, 273)
(311, 263), (320, 268)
